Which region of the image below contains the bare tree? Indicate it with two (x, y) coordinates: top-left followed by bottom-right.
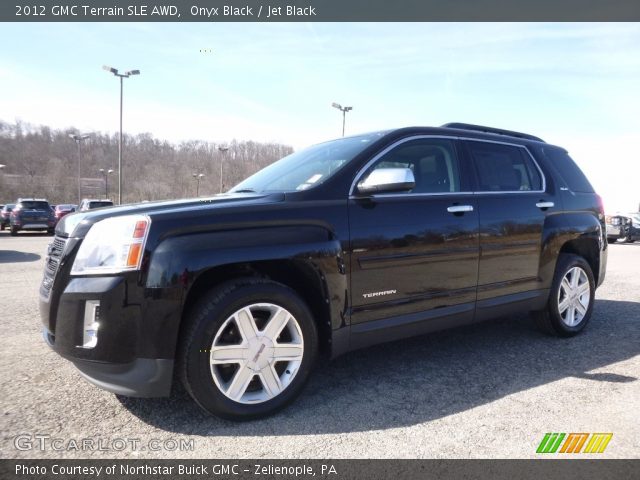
(0, 120), (294, 204)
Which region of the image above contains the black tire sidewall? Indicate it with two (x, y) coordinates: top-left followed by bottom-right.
(548, 254), (595, 335)
(183, 281), (318, 420)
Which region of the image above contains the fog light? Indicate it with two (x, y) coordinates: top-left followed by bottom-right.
(79, 300), (100, 349)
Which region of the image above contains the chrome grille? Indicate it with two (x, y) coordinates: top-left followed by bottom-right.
(41, 236), (68, 297)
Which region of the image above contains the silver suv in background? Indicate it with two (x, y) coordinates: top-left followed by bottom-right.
(78, 199), (114, 212)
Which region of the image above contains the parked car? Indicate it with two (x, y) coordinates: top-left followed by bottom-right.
(606, 214), (640, 243)
(41, 123), (606, 420)
(1, 203), (15, 230)
(53, 204), (76, 225)
(78, 199), (114, 211)
(10, 198), (56, 235)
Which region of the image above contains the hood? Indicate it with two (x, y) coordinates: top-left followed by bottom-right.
(56, 192), (285, 237)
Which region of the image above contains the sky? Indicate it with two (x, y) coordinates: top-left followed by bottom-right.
(0, 22), (638, 212)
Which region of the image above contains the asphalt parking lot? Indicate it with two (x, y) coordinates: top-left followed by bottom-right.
(1, 232), (638, 459)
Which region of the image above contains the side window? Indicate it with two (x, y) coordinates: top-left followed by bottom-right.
(467, 142), (542, 192)
(367, 139), (461, 194)
(542, 147), (594, 193)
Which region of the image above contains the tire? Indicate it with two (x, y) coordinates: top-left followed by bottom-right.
(0, 223), (4, 231)
(179, 278), (318, 420)
(533, 253), (595, 337)
(47, 228), (55, 235)
(606, 237), (617, 244)
(10, 226), (18, 236)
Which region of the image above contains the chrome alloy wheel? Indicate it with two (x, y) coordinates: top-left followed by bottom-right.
(209, 303), (304, 404)
(557, 266), (590, 327)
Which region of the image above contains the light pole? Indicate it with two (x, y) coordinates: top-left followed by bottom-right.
(99, 168), (114, 199)
(69, 133), (91, 204)
(217, 145), (229, 193)
(331, 102), (353, 137)
(103, 65), (140, 205)
(192, 173), (205, 196)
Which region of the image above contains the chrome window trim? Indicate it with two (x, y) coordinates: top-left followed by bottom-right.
(348, 135), (547, 198)
(464, 137), (546, 194)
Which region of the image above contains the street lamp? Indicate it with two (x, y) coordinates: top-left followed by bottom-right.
(99, 168), (114, 199)
(192, 173), (205, 196)
(103, 65), (140, 205)
(69, 133), (91, 203)
(331, 102), (353, 137)
(217, 145), (229, 193)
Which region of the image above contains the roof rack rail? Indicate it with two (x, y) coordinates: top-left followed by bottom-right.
(441, 122), (545, 143)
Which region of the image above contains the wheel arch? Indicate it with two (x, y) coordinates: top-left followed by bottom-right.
(180, 259), (335, 358)
(145, 225), (348, 362)
(558, 236), (601, 285)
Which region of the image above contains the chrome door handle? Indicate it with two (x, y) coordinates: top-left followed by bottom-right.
(447, 205), (474, 213)
(536, 201), (554, 209)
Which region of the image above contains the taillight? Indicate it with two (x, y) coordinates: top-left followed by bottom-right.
(596, 194), (605, 216)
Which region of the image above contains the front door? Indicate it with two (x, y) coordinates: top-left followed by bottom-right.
(348, 137), (480, 333)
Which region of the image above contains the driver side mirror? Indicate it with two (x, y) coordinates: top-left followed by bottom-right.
(356, 168), (415, 194)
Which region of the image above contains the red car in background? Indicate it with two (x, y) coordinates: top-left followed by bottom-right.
(53, 204), (77, 225)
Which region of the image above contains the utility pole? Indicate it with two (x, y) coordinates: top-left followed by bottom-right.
(69, 133), (91, 204)
(103, 65), (140, 204)
(331, 102), (353, 137)
(99, 168), (114, 198)
(192, 173), (205, 196)
(217, 145), (229, 193)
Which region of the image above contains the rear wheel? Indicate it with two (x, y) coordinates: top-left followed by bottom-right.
(533, 253), (595, 337)
(179, 278), (318, 420)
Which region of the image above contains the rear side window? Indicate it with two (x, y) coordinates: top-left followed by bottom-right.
(466, 141), (542, 192)
(543, 148), (594, 193)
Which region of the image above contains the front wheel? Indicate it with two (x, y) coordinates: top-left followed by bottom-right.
(533, 253), (595, 337)
(179, 278), (318, 420)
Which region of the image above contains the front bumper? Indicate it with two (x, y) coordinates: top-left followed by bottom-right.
(43, 328), (173, 397)
(40, 272), (177, 398)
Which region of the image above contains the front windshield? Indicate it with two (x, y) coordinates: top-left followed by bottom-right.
(230, 132), (385, 193)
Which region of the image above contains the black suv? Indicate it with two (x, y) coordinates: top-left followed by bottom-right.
(40, 123), (606, 420)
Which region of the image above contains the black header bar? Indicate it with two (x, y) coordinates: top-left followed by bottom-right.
(3, 0), (640, 22)
(1, 459), (638, 480)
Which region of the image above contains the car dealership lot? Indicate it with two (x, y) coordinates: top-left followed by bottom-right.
(1, 232), (638, 459)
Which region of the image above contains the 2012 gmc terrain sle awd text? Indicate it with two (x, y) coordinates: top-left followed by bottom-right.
(40, 123), (607, 420)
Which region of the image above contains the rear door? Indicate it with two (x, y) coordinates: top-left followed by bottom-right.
(348, 137), (480, 331)
(462, 140), (554, 316)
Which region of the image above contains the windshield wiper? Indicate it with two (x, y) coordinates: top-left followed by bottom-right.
(233, 189), (257, 193)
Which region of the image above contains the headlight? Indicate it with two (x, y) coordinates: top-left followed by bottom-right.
(71, 215), (151, 275)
